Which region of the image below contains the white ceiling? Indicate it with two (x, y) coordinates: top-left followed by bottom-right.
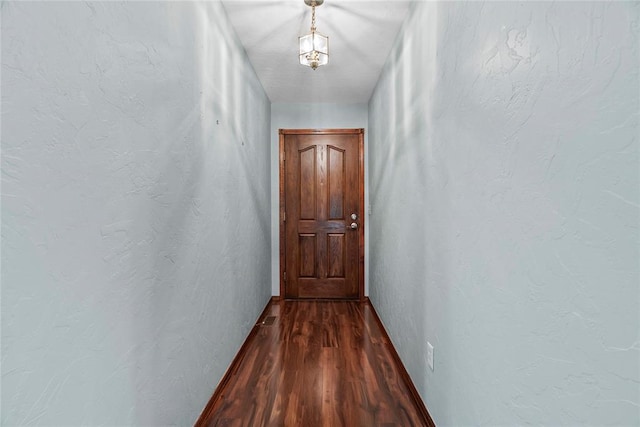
(221, 0), (413, 103)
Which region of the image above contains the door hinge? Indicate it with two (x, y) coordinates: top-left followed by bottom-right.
(284, 271), (287, 281)
(283, 211), (286, 222)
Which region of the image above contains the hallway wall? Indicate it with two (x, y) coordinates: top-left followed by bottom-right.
(2, 2), (271, 425)
(368, 2), (639, 425)
(270, 103), (369, 295)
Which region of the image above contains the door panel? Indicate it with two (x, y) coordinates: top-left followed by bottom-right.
(280, 129), (364, 299)
(299, 234), (317, 277)
(327, 234), (345, 278)
(327, 146), (345, 220)
(299, 146), (316, 220)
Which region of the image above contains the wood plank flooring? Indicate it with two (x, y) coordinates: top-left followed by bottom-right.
(196, 299), (433, 427)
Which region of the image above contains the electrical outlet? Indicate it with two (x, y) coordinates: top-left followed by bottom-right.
(427, 341), (434, 371)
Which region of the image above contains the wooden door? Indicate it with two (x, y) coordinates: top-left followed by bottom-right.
(280, 129), (364, 299)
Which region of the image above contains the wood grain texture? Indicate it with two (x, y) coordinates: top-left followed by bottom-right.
(299, 234), (316, 277)
(195, 297), (277, 427)
(279, 133), (287, 298)
(299, 146), (317, 220)
(281, 129), (364, 299)
(327, 233), (345, 278)
(196, 300), (433, 427)
(365, 299), (437, 427)
(327, 146), (345, 220)
(357, 135), (365, 301)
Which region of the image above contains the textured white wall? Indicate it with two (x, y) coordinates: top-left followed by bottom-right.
(368, 2), (639, 426)
(2, 2), (271, 425)
(270, 103), (369, 296)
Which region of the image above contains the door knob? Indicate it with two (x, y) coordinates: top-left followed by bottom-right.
(350, 222), (358, 229)
(351, 213), (358, 220)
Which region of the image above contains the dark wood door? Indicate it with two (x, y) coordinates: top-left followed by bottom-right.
(280, 129), (364, 299)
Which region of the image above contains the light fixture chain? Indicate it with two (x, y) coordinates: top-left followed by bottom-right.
(299, 0), (327, 70)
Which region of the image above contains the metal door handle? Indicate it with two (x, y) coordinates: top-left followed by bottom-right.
(350, 222), (358, 229)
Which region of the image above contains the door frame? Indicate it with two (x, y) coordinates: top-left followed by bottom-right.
(279, 128), (365, 300)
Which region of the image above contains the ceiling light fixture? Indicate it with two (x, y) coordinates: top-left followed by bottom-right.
(299, 0), (328, 70)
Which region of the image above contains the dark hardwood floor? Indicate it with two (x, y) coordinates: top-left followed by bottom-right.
(196, 299), (434, 427)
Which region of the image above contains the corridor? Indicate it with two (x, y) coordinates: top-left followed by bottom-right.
(2, 1), (638, 426)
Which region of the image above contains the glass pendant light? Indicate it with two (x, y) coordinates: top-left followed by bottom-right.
(299, 0), (328, 70)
